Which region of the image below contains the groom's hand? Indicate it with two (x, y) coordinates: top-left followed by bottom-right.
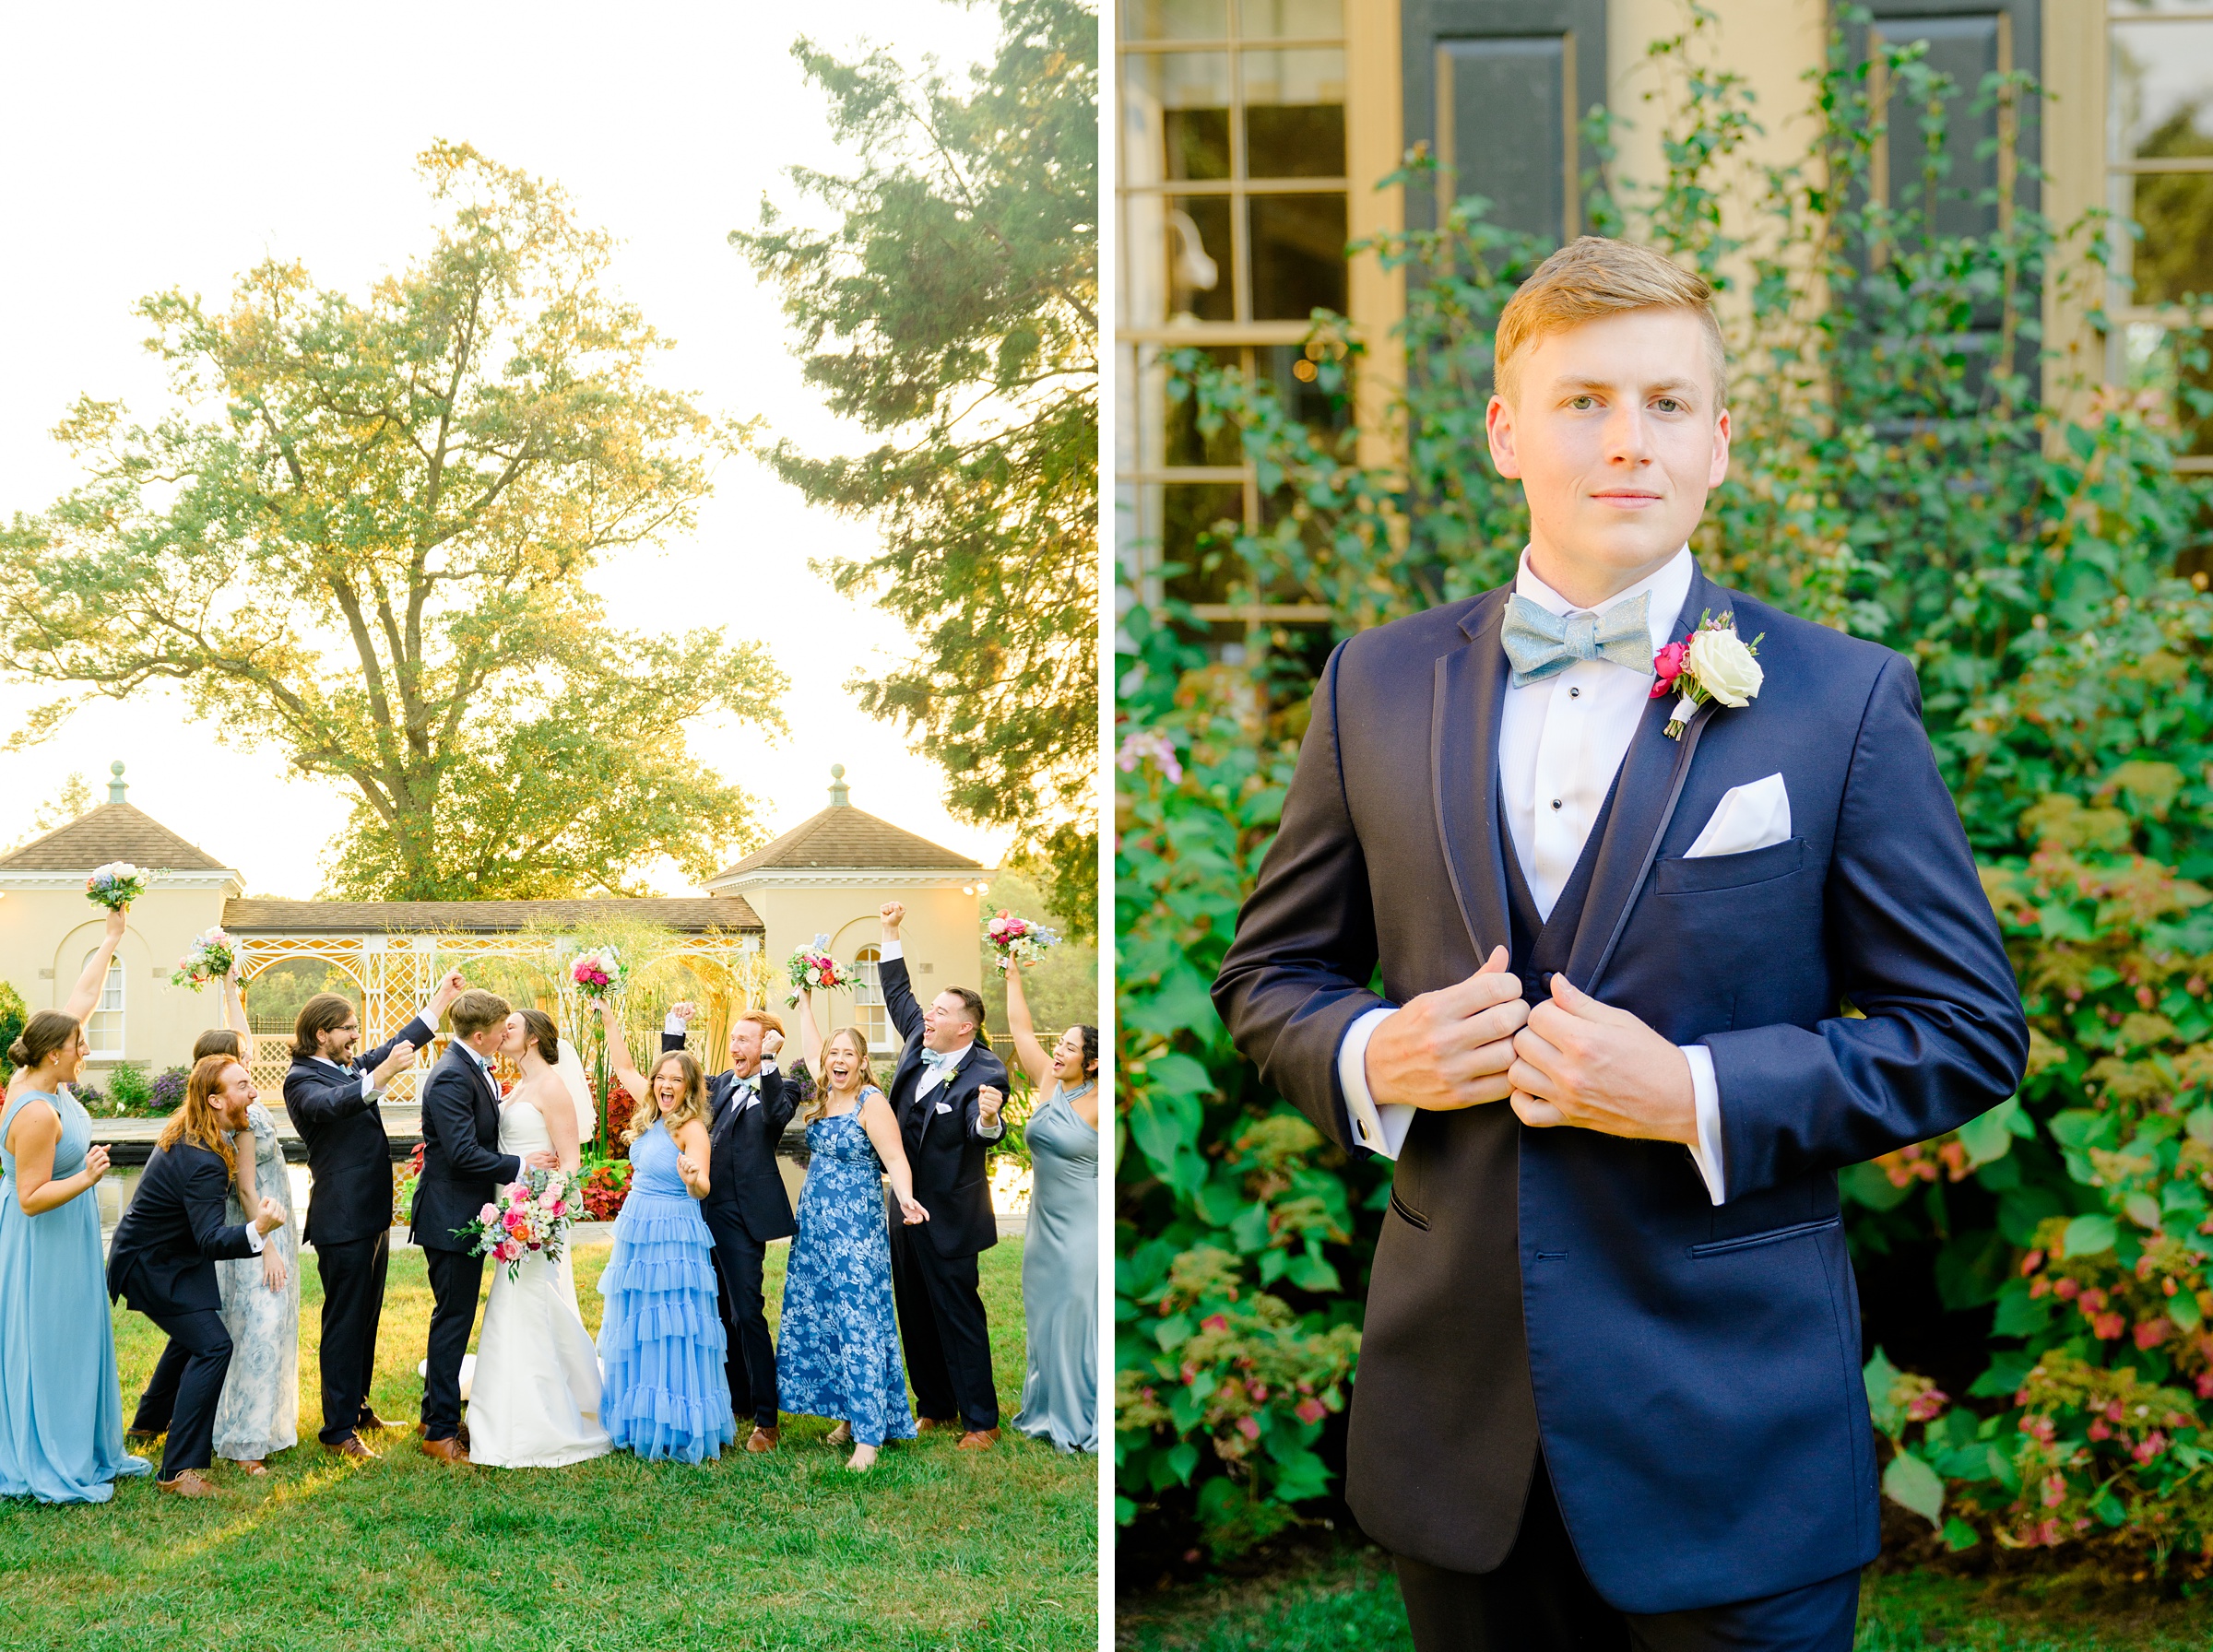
(1363, 947), (1530, 1111)
(1508, 974), (1697, 1145)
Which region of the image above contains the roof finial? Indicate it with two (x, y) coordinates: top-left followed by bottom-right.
(108, 761), (127, 805)
(829, 762), (849, 807)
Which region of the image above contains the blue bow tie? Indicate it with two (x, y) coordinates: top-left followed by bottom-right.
(1499, 591), (1653, 687)
(920, 1049), (960, 1075)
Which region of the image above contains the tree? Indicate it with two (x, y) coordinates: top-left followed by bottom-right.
(0, 142), (787, 900)
(732, 0), (1097, 933)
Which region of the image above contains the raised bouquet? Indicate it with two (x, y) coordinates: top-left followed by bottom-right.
(455, 1167), (582, 1283)
(86, 861), (149, 911)
(986, 909), (1059, 970)
(169, 926), (235, 991)
(569, 944), (626, 1000)
(785, 934), (855, 1006)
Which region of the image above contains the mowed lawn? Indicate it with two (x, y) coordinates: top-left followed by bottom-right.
(1114, 1546), (2213, 1651)
(0, 1239), (1096, 1652)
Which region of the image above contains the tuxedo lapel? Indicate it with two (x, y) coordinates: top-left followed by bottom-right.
(1561, 563), (1730, 995)
(1432, 590), (1514, 963)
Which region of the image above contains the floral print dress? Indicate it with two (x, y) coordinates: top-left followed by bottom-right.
(213, 1103), (300, 1461)
(775, 1097), (917, 1448)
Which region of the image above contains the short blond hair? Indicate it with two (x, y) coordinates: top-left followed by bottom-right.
(1494, 237), (1726, 408)
(449, 988), (511, 1039)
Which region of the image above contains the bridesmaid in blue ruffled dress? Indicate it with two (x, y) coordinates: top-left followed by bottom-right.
(589, 997), (734, 1464)
(776, 991), (930, 1471)
(0, 910), (155, 1502)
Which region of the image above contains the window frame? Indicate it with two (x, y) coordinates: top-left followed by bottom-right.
(851, 945), (891, 1056)
(82, 948), (124, 1058)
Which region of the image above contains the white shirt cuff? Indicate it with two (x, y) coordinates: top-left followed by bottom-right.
(1683, 1044), (1726, 1205)
(882, 940), (904, 962)
(664, 1013), (688, 1034)
(359, 1071), (379, 1100)
(1338, 1006), (1415, 1159)
(978, 1120), (1003, 1139)
(244, 1223), (265, 1254)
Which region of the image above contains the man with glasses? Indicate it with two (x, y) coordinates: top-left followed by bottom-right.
(283, 971), (466, 1459)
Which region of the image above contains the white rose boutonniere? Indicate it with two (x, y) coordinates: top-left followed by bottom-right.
(1649, 611), (1765, 739)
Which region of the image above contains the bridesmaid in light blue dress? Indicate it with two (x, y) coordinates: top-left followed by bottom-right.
(0, 1005), (153, 1502)
(776, 997), (931, 1471)
(591, 998), (734, 1464)
(1000, 962), (1100, 1453)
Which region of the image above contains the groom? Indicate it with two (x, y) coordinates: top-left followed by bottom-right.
(1213, 238), (2029, 1649)
(412, 987), (556, 1462)
(283, 967), (466, 1460)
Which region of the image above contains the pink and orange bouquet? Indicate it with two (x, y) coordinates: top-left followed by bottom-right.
(785, 934), (855, 1006)
(85, 861), (149, 911)
(455, 1168), (582, 1282)
(569, 945), (626, 999)
(987, 909), (1060, 970)
(169, 926), (236, 992)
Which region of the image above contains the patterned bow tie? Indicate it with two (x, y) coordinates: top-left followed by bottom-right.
(1499, 591), (1653, 687)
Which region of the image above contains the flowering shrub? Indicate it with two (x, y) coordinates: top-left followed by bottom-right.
(148, 1066), (188, 1115)
(581, 1161), (631, 1222)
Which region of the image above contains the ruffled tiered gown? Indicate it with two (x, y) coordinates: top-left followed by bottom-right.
(594, 1119), (734, 1462)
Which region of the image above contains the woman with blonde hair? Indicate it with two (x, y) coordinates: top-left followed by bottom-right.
(588, 996), (733, 1462)
(775, 987), (930, 1470)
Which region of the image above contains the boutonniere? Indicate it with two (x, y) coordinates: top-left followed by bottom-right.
(1651, 611), (1765, 739)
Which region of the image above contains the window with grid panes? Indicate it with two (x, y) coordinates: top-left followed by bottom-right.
(82, 949), (124, 1057)
(2111, 1), (2213, 469)
(852, 945), (890, 1055)
(1118, 0), (1350, 637)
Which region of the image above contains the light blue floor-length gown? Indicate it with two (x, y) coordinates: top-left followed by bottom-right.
(0, 1089), (153, 1501)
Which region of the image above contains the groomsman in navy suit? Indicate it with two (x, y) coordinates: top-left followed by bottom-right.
(1214, 238), (2028, 1650)
(661, 1003), (800, 1451)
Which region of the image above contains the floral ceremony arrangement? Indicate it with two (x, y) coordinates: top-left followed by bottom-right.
(456, 1167), (583, 1282)
(1651, 612), (1764, 739)
(568, 945), (626, 1000)
(84, 861), (149, 910)
(169, 926), (236, 991)
(785, 934), (855, 1006)
(987, 909), (1060, 970)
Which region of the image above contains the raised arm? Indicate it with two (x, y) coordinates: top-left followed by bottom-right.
(796, 986), (826, 1076)
(219, 971), (250, 1038)
(858, 1092), (929, 1224)
(998, 961), (1055, 1092)
(60, 906), (128, 1024)
(592, 997), (651, 1115)
(877, 903), (925, 1042)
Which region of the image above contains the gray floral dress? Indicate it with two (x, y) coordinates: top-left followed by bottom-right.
(212, 1103), (300, 1461)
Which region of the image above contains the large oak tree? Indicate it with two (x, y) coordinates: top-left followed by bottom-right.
(0, 143), (785, 899)
(733, 0), (1097, 931)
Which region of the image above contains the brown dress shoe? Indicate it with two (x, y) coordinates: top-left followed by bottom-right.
(913, 1416), (958, 1435)
(956, 1427), (1002, 1451)
(125, 1429), (163, 1447)
(416, 1422), (471, 1448)
(322, 1434), (381, 1461)
(358, 1412), (406, 1433)
(418, 1435), (470, 1464)
(157, 1469), (219, 1498)
(745, 1426), (780, 1453)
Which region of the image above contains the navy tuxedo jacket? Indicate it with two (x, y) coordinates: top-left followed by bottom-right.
(1213, 566), (2028, 1613)
(409, 1044), (522, 1255)
(107, 1139), (258, 1316)
(659, 1032), (799, 1244)
(282, 1014), (433, 1247)
(882, 953), (1009, 1258)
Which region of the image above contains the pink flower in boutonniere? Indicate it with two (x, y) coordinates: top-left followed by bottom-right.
(1649, 640), (1689, 699)
(1659, 611), (1765, 739)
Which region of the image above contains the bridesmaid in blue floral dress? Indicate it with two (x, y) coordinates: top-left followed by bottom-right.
(590, 997), (734, 1464)
(777, 993), (931, 1471)
(0, 997), (153, 1502)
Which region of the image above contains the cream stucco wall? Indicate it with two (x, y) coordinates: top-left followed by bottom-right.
(0, 879), (235, 1081)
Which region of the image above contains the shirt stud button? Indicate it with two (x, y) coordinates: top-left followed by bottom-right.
(1551, 798), (1563, 810)
(1568, 687), (1580, 698)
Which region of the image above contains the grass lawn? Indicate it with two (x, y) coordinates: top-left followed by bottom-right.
(0, 1238), (1096, 1652)
(1113, 1545), (2213, 1650)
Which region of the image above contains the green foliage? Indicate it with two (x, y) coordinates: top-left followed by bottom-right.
(732, 0), (1099, 923)
(104, 1062), (152, 1113)
(0, 141), (786, 900)
(0, 980), (25, 1080)
(1117, 2), (2213, 1574)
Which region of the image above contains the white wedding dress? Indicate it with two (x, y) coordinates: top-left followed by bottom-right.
(465, 1098), (613, 1469)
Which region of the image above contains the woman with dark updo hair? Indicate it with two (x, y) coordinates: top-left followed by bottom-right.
(997, 957), (1100, 1453)
(0, 990), (155, 1500)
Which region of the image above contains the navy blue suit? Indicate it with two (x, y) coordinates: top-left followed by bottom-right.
(1213, 566), (2028, 1624)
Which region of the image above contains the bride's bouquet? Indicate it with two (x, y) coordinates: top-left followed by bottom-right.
(986, 910), (1060, 970)
(86, 862), (150, 911)
(169, 926), (236, 992)
(785, 934), (855, 1006)
(569, 945), (626, 1000)
(456, 1168), (583, 1283)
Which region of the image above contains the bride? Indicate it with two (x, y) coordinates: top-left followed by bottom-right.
(465, 1009), (613, 1469)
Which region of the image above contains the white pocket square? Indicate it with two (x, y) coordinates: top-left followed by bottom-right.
(935, 1101), (953, 1115)
(1685, 772), (1792, 858)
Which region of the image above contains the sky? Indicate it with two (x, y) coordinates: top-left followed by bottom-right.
(0, 0), (1008, 897)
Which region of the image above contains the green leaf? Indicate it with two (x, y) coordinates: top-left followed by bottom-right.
(1958, 1099), (2018, 1165)
(1840, 1162), (1914, 1211)
(1882, 1448), (1947, 1526)
(1284, 1247), (1342, 1293)
(2188, 1104), (2213, 1147)
(2094, 1490), (2126, 1527)
(1268, 1446), (1333, 1504)
(1864, 1347), (1904, 1434)
(2062, 1214), (2119, 1257)
(1166, 1439), (1199, 1485)
(2126, 1192), (2164, 1231)
(1941, 1516), (1982, 1552)
(2172, 1292), (2204, 1331)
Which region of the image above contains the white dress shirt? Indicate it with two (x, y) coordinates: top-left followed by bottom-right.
(881, 940), (1001, 1139)
(1335, 546), (1729, 1203)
